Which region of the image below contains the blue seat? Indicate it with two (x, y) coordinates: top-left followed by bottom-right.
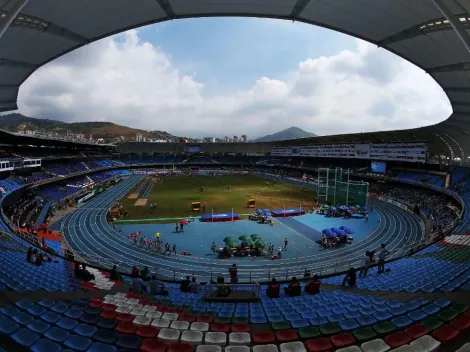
(392, 316), (413, 329)
(94, 329), (119, 344)
(50, 304), (68, 314)
(317, 309), (333, 317)
(116, 335), (142, 349)
(45, 327), (70, 343)
(332, 307), (348, 315)
(251, 316), (267, 324)
(12, 312), (34, 326)
(309, 317), (328, 326)
(85, 307), (101, 315)
(389, 307), (407, 316)
(291, 319), (309, 328)
(403, 301), (421, 311)
(15, 299), (34, 311)
(407, 310), (427, 322)
(339, 319), (360, 331)
(434, 298), (451, 308)
(386, 301), (403, 309)
(87, 342), (117, 352)
(373, 311), (392, 322)
(38, 300), (56, 309)
(234, 311), (248, 318)
(26, 320), (51, 334)
(301, 312), (317, 319)
(0, 305), (18, 317)
(11, 328), (39, 347)
(422, 304), (440, 315)
(285, 314), (301, 321)
(96, 318), (117, 329)
(64, 334), (91, 351)
(344, 310), (361, 319)
(40, 311), (61, 324)
(250, 311), (265, 318)
(73, 324), (97, 338)
(357, 315), (377, 327)
(27, 305), (47, 317)
(268, 315), (284, 323)
(374, 304), (389, 312)
(79, 313), (98, 324)
(57, 317), (79, 331)
(219, 311), (232, 318)
(71, 303), (87, 310)
(0, 316), (19, 335)
(65, 309), (83, 319)
(359, 307), (375, 316)
(30, 338), (62, 352)
(347, 304), (360, 312)
(328, 314), (345, 323)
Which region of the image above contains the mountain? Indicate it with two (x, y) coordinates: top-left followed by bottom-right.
(253, 127), (317, 142)
(0, 113), (190, 142)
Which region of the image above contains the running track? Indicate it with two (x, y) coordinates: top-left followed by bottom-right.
(60, 175), (424, 282)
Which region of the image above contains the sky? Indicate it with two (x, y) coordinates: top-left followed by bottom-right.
(17, 17), (452, 139)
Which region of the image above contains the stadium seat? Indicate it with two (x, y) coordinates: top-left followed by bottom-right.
(305, 337), (333, 352)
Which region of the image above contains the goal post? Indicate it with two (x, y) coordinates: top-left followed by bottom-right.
(317, 168), (368, 206)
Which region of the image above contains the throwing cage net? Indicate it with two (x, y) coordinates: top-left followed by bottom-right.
(317, 168), (368, 206)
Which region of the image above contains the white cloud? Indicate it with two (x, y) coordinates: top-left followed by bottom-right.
(18, 28), (451, 138)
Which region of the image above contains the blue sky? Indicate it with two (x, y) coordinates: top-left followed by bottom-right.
(19, 18), (450, 138)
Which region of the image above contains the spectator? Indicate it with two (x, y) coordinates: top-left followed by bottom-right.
(180, 275), (191, 292)
(378, 243), (389, 274)
(229, 264), (238, 283)
(305, 275), (321, 294)
(131, 275), (146, 294)
(149, 275), (168, 295)
(341, 268), (357, 287)
(131, 266), (139, 278)
(26, 247), (32, 263)
(284, 277), (301, 297)
(110, 265), (122, 281)
(30, 249), (37, 264)
(140, 266), (149, 279)
(266, 278), (280, 298)
(359, 251), (371, 276)
(216, 274), (224, 284)
(188, 277), (200, 293)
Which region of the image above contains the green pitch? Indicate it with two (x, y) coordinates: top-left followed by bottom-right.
(119, 175), (316, 222)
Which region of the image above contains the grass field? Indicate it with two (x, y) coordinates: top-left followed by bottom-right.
(119, 175), (316, 221)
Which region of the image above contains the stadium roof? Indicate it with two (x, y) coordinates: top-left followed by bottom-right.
(1, 0), (470, 160)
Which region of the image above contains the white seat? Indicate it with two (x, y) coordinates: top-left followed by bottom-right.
(102, 300), (116, 305)
(146, 311), (163, 319)
(151, 318), (171, 328)
(170, 320), (190, 330)
(162, 312), (179, 321)
(104, 295), (116, 301)
(114, 297), (127, 303)
(114, 301), (129, 308)
(129, 303), (143, 310)
(225, 347), (250, 352)
(196, 346), (222, 352)
(142, 305), (156, 312)
(180, 330), (204, 345)
(336, 347), (362, 352)
(205, 332), (227, 346)
(115, 307), (131, 314)
(253, 345), (279, 352)
(456, 343), (470, 352)
(389, 346), (416, 352)
(115, 292), (126, 297)
(133, 315), (152, 326)
(280, 341), (307, 352)
(190, 322), (210, 332)
(229, 333), (251, 345)
(410, 335), (441, 352)
(130, 309), (146, 316)
(127, 298), (140, 304)
(361, 338), (391, 352)
(157, 328), (181, 344)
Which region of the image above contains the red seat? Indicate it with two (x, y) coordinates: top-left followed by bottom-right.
(140, 339), (167, 352)
(181, 315), (196, 323)
(253, 331), (275, 344)
(116, 313), (135, 322)
(91, 297), (104, 303)
(139, 299), (150, 306)
(330, 333), (355, 348)
(126, 293), (137, 298)
(210, 323), (230, 333)
(432, 324), (460, 343)
(167, 343), (193, 352)
(100, 310), (117, 319)
(405, 324), (429, 339)
(197, 315), (213, 324)
(116, 321), (137, 334)
(276, 329), (298, 342)
(136, 326), (159, 338)
(384, 331), (412, 348)
(101, 304), (117, 311)
(306, 337), (333, 352)
(451, 314), (470, 331)
(231, 324), (250, 332)
(88, 301), (103, 308)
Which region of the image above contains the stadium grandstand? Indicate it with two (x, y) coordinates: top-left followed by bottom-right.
(1, 1), (470, 351)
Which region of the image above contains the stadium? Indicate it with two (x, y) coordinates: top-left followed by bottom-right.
(1, 1), (470, 352)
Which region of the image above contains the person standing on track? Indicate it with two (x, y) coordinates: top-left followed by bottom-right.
(284, 238), (288, 250)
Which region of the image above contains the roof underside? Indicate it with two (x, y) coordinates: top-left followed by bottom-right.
(1, 0), (470, 159)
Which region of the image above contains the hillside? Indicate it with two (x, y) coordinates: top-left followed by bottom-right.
(0, 113), (186, 142)
(253, 126), (317, 142)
